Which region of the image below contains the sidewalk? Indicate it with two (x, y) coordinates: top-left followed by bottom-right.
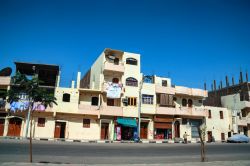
(1, 160), (250, 166)
(0, 136), (205, 144)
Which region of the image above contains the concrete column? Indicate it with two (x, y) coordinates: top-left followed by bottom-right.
(56, 71), (61, 87)
(77, 72), (81, 89)
(71, 80), (75, 89)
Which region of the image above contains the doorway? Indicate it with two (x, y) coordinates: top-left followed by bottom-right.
(7, 117), (22, 137)
(140, 122), (148, 139)
(207, 131), (212, 142)
(54, 122), (66, 139)
(174, 121), (180, 138)
(101, 123), (109, 140)
(0, 119), (5, 136)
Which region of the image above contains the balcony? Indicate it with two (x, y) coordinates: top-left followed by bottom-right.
(237, 117), (248, 126)
(78, 104), (100, 116)
(175, 86), (192, 96)
(100, 106), (123, 116)
(103, 62), (125, 73)
(0, 76), (11, 86)
(191, 88), (208, 97)
(156, 106), (207, 117)
(155, 85), (175, 94)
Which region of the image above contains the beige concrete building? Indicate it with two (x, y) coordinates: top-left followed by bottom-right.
(0, 48), (235, 143)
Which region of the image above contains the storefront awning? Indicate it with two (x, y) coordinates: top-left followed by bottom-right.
(117, 117), (137, 128)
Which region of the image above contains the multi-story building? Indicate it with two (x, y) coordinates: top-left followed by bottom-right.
(0, 48), (233, 142)
(204, 72), (250, 136)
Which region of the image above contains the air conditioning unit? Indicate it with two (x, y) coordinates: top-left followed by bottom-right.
(122, 98), (128, 103)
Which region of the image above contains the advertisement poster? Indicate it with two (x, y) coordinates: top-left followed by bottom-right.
(116, 126), (121, 141)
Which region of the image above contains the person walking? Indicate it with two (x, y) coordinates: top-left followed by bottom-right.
(183, 132), (189, 144)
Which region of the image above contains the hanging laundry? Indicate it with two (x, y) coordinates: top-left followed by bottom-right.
(106, 82), (122, 98)
(32, 102), (46, 111)
(10, 101), (29, 112)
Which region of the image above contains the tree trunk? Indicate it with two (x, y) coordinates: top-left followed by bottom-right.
(29, 109), (33, 163)
(198, 127), (206, 162)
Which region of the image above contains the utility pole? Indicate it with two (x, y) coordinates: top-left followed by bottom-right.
(137, 75), (143, 139)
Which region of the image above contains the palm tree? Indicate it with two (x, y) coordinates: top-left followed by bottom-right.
(6, 71), (57, 163)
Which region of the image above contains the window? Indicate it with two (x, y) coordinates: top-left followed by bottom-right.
(114, 58), (119, 65)
(62, 93), (70, 102)
(126, 58), (137, 65)
(37, 118), (45, 127)
(190, 120), (202, 138)
(126, 77), (138, 87)
(188, 99), (193, 107)
(156, 94), (174, 106)
(112, 78), (119, 83)
(208, 110), (212, 118)
(220, 111), (224, 119)
(142, 94), (154, 105)
(162, 80), (168, 87)
(91, 97), (99, 106)
(221, 133), (225, 141)
(83, 119), (90, 128)
(128, 97), (137, 106)
(107, 98), (115, 106)
(198, 100), (203, 104)
(182, 99), (187, 107)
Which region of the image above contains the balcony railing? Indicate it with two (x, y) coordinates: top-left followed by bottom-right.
(156, 106), (207, 117)
(78, 104), (123, 116)
(155, 85), (175, 94)
(103, 62), (125, 73)
(0, 76), (11, 86)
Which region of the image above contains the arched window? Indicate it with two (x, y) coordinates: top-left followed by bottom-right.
(126, 77), (138, 87)
(62, 93), (70, 102)
(91, 97), (99, 106)
(188, 99), (193, 107)
(182, 99), (187, 107)
(112, 78), (119, 83)
(126, 58), (138, 65)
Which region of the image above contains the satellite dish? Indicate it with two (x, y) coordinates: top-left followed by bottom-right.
(0, 67), (12, 76)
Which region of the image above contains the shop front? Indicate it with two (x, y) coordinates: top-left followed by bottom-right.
(154, 116), (173, 140)
(114, 117), (137, 141)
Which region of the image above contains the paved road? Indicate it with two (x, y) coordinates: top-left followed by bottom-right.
(0, 139), (250, 165)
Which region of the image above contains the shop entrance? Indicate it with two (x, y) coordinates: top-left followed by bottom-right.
(121, 126), (134, 140)
(0, 119), (5, 136)
(140, 122), (148, 139)
(54, 122), (66, 139)
(101, 123), (109, 140)
(7, 117), (22, 137)
(154, 122), (172, 139)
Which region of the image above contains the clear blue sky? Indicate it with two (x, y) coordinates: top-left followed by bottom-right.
(0, 0), (249, 89)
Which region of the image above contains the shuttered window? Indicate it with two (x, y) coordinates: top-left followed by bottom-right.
(128, 97), (137, 106)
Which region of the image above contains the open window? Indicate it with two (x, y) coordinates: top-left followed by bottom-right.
(62, 93), (70, 102)
(182, 98), (187, 107)
(91, 97), (99, 106)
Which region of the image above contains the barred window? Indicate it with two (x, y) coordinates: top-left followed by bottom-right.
(83, 119), (90, 128)
(126, 77), (138, 87)
(142, 94), (154, 105)
(37, 118), (45, 127)
(126, 58), (137, 65)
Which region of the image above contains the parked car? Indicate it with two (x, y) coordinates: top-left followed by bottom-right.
(227, 134), (249, 143)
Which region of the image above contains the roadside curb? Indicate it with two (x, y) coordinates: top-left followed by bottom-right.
(1, 137), (203, 144)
